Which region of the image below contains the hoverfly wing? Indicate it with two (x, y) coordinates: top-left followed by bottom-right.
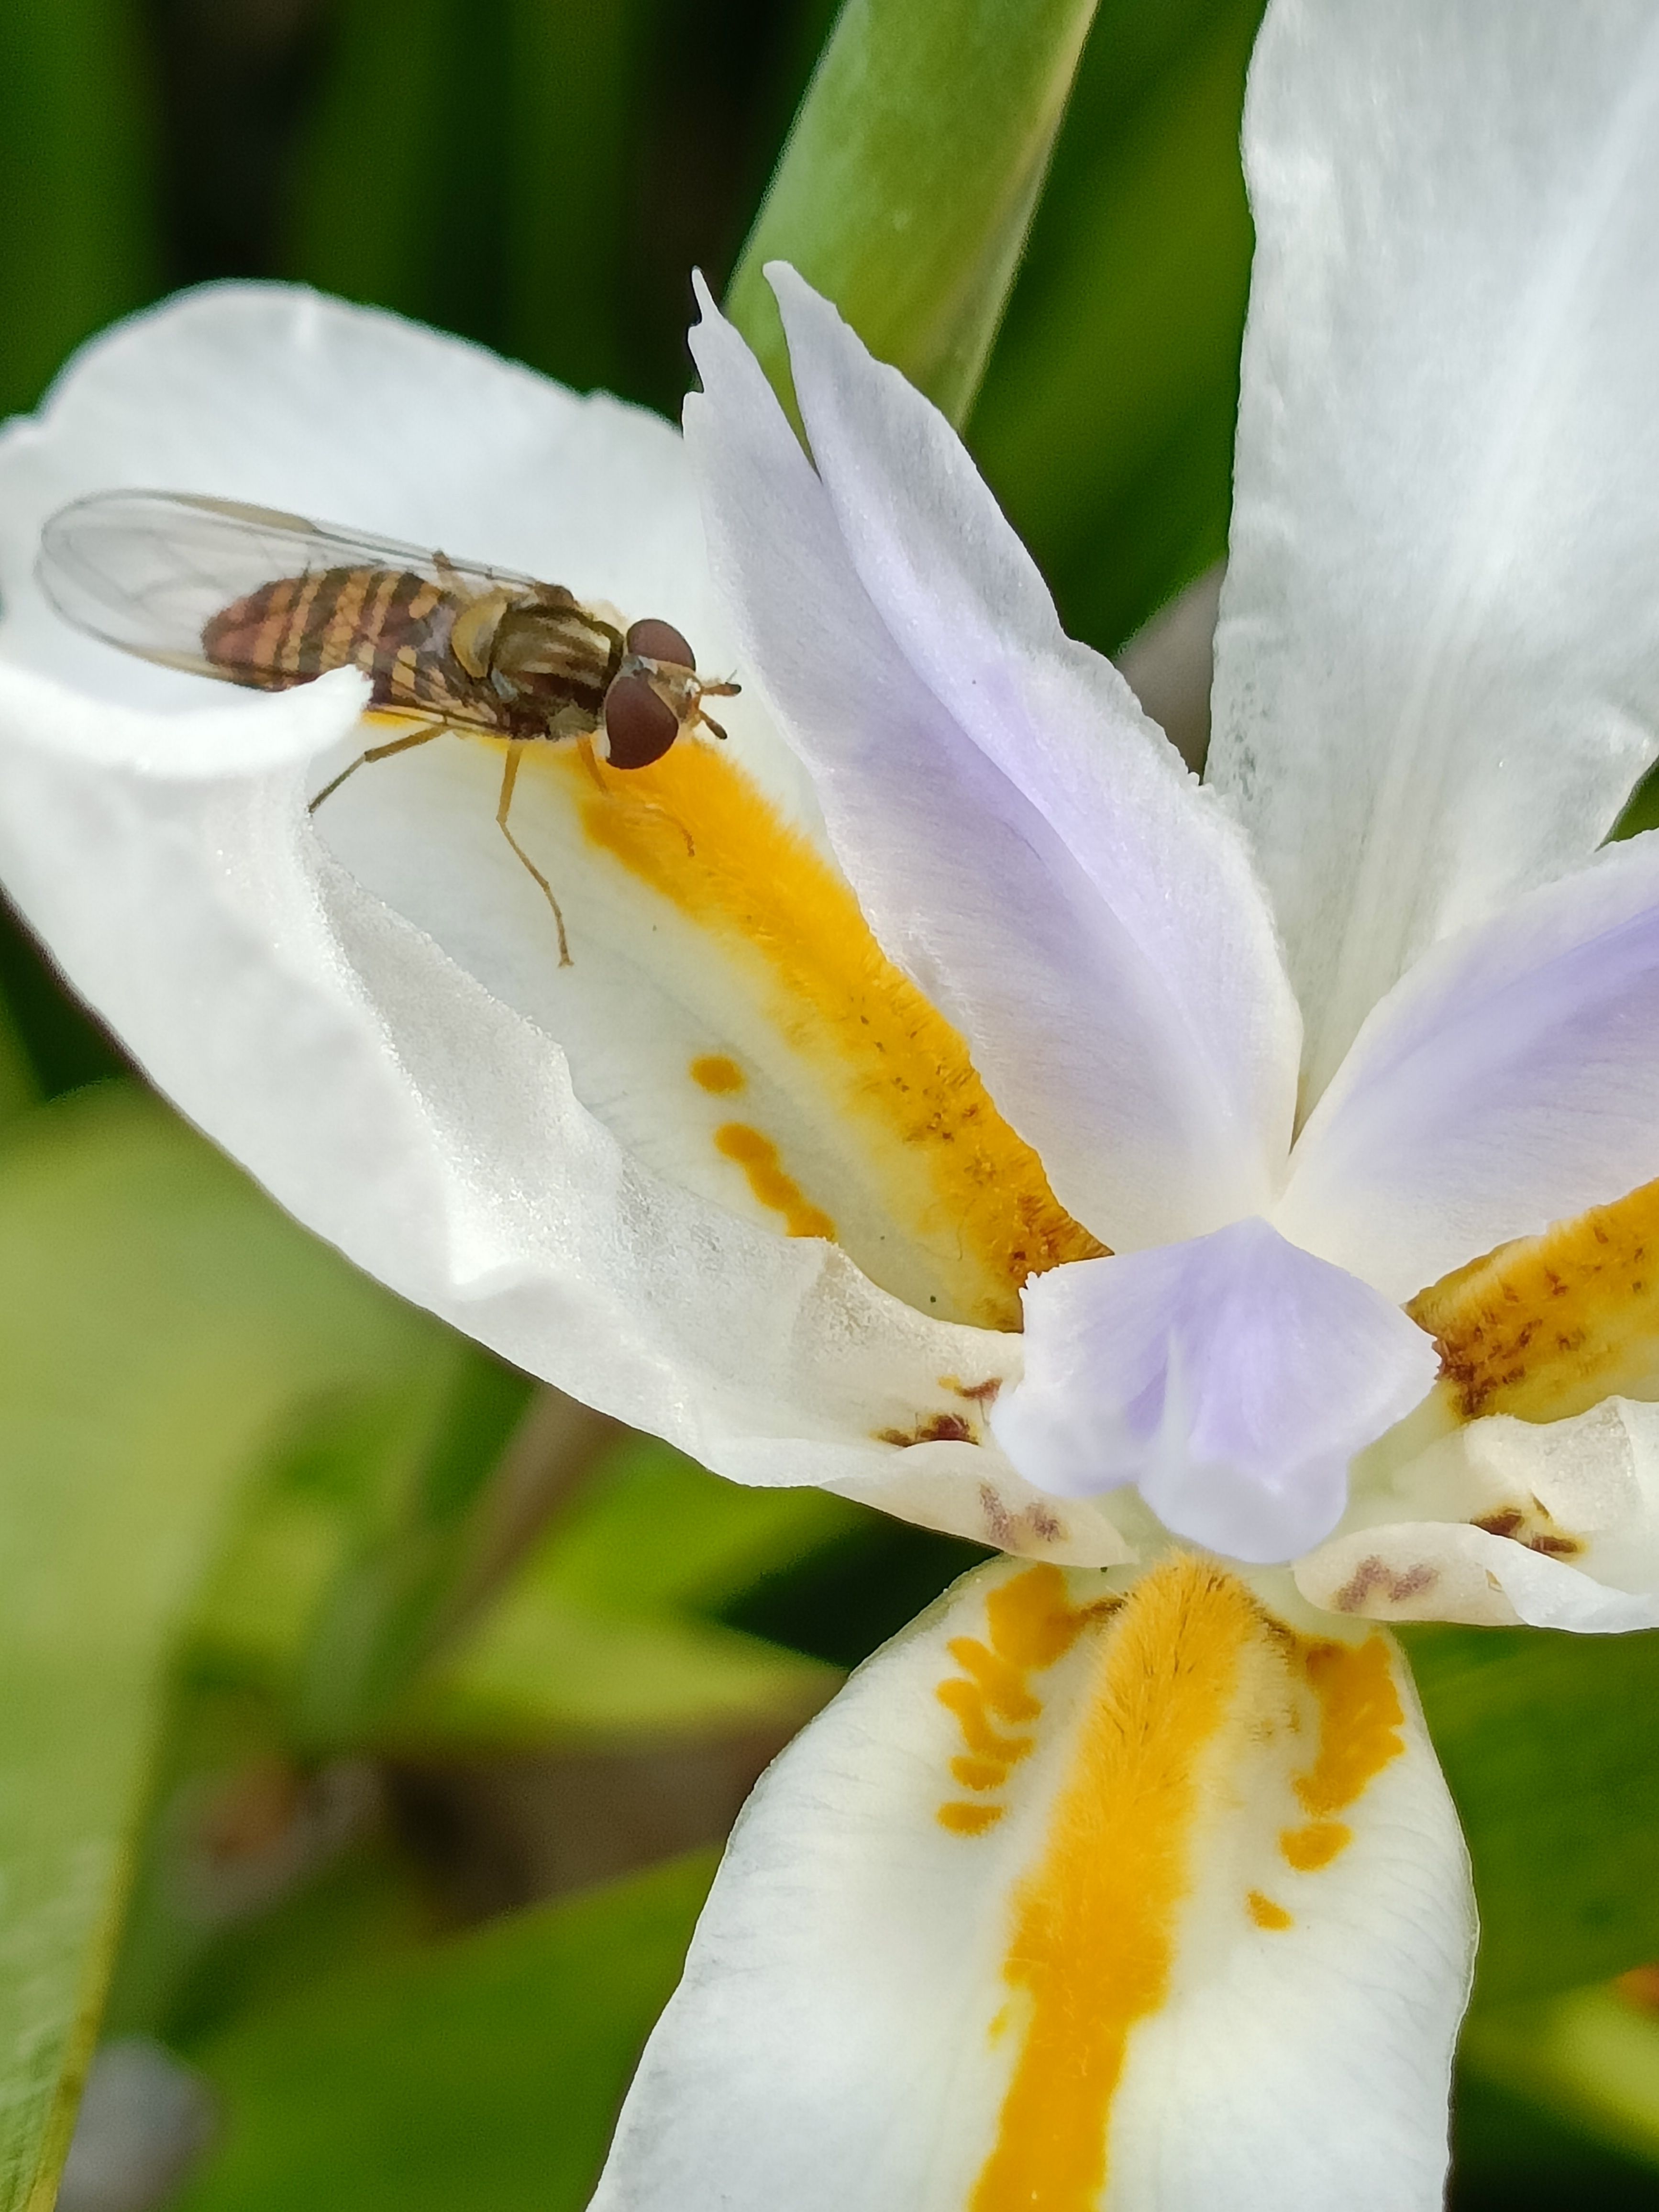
(36, 490), (546, 678)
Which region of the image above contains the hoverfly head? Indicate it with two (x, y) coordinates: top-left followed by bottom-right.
(598, 617), (740, 768)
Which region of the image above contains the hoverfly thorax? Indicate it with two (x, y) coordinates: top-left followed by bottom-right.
(458, 584), (619, 732)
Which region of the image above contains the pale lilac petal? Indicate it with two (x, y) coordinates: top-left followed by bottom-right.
(684, 275), (1298, 1252)
(1211, 0), (1659, 1101)
(991, 1220), (1440, 1564)
(1278, 832), (1659, 1301)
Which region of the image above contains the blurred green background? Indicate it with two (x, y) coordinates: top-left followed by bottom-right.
(1, 2), (1658, 2208)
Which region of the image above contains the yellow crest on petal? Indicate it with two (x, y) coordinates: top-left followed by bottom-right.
(543, 737), (1105, 1327)
(1409, 1174), (1659, 1424)
(936, 1559), (1406, 2212)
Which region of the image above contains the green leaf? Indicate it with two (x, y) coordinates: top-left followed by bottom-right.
(727, 0), (1101, 428)
(1611, 760), (1659, 842)
(285, 0), (504, 342)
(94, 1675), (419, 2046)
(285, 0), (644, 391)
(152, 1834), (439, 2054)
(283, 1354), (538, 1748)
(386, 1435), (854, 1748)
(0, 903), (126, 1103)
(0, 1083), (458, 2211)
(1450, 2058), (1659, 2205)
(170, 1851), (716, 2212)
(170, 1339), (544, 1749)
(971, 0), (1266, 651)
(1461, 1983), (1659, 2180)
(0, 0), (157, 417)
(496, 0), (641, 391)
(0, 990), (40, 1133)
(1404, 1622), (1659, 2005)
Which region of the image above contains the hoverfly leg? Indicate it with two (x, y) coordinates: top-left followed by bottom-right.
(497, 741), (573, 968)
(575, 730), (612, 797)
(575, 732), (696, 858)
(308, 723), (444, 814)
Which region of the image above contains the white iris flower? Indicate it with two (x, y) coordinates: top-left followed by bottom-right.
(2, 0), (1659, 2202)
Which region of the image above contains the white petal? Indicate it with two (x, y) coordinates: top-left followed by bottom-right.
(1210, 0), (1659, 1099)
(0, 658), (1132, 1555)
(1303, 1399), (1659, 1630)
(309, 721), (1101, 1332)
(594, 1554), (1472, 2212)
(0, 286), (1133, 1559)
(685, 274), (1299, 1251)
(1277, 833), (1659, 1300)
(1297, 1522), (1659, 1633)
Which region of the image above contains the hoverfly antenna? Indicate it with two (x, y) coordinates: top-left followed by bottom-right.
(694, 674), (739, 741)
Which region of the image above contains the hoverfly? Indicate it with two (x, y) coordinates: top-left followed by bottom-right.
(36, 490), (740, 964)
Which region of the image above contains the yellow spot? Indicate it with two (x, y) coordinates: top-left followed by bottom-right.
(557, 740), (1106, 1328)
(1409, 1175), (1659, 1422)
(970, 1559), (1260, 2212)
(1248, 1890), (1294, 1931)
(946, 1636), (1043, 1723)
(951, 1755), (1012, 1792)
(1294, 1636), (1405, 1817)
(1272, 1633), (1404, 1876)
(1280, 1821), (1352, 1872)
(988, 2004), (1013, 2043)
(984, 1564), (1096, 1671)
(713, 1123), (836, 1241)
(935, 1679), (1032, 1767)
(940, 1802), (1004, 1836)
(689, 1052), (745, 1095)
(933, 1567), (1107, 1833)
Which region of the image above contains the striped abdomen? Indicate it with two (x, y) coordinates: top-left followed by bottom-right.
(201, 565), (493, 726)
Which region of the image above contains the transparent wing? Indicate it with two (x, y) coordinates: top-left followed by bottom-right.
(35, 490), (549, 676)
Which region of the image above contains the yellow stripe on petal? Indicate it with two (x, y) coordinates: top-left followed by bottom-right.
(1408, 1175), (1659, 1422)
(953, 1562), (1409, 2212)
(969, 1559), (1258, 2212)
(537, 740), (1105, 1329)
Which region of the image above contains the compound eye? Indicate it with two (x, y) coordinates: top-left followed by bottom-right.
(601, 673), (680, 768)
(625, 617), (696, 670)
